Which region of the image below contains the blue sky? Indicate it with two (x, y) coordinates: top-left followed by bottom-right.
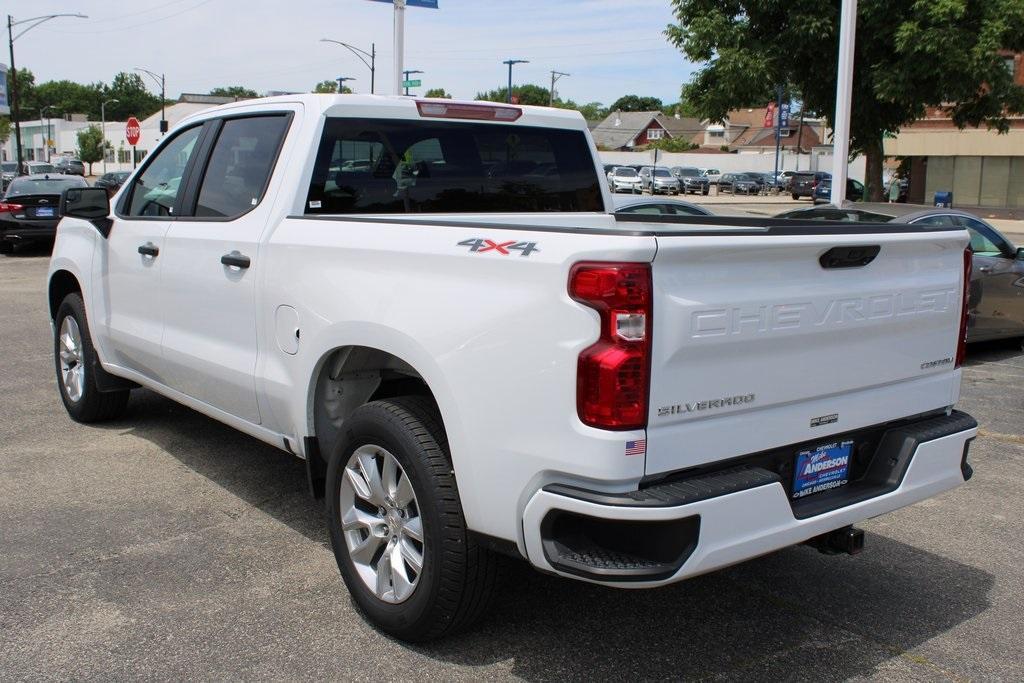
(12, 0), (696, 106)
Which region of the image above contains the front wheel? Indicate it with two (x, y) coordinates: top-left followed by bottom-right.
(325, 396), (498, 641)
(54, 293), (130, 422)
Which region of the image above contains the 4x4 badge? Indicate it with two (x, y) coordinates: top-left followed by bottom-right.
(457, 238), (539, 257)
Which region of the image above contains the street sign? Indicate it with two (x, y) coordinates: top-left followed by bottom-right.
(779, 103), (791, 128)
(0, 64), (9, 117)
(125, 117), (141, 146)
(402, 79), (421, 88)
(368, 0), (439, 7)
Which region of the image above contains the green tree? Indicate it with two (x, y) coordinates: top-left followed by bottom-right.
(311, 80), (351, 94)
(76, 125), (106, 176)
(34, 80), (103, 119)
(645, 136), (698, 152)
(666, 0), (1024, 200)
(8, 68), (37, 121)
(476, 83), (551, 106)
(105, 72), (163, 121)
(209, 86), (258, 99)
(424, 88), (452, 99)
(573, 101), (607, 120)
(0, 117), (10, 145)
(608, 95), (663, 112)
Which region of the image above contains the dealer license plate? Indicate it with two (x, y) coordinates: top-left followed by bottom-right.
(792, 440), (853, 499)
(34, 206), (55, 217)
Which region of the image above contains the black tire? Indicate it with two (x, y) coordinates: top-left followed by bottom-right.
(0, 240), (12, 255)
(54, 293), (130, 423)
(791, 193), (800, 200)
(325, 396), (498, 642)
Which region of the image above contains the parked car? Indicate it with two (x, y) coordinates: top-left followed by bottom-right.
(790, 171), (830, 200)
(702, 168), (722, 184)
(775, 203), (1024, 344)
(719, 172), (761, 195)
(22, 161), (56, 176)
(642, 166), (681, 195)
(607, 165), (642, 193)
(612, 194), (712, 216)
(52, 157), (86, 176)
(1, 162), (17, 191)
(774, 170), (796, 191)
(670, 167), (710, 195)
(93, 171), (132, 196)
(0, 174), (89, 253)
(48, 94), (978, 642)
(814, 177), (865, 203)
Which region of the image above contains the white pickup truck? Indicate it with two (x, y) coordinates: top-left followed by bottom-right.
(49, 94), (977, 641)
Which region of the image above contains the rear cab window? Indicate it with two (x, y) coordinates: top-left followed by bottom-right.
(305, 118), (603, 214)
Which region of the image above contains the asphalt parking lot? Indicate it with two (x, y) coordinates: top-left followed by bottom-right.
(2, 250), (1022, 681)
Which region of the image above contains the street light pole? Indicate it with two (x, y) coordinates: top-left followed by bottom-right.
(503, 59), (528, 104)
(320, 39), (376, 94)
(101, 97), (119, 175)
(402, 69), (423, 96)
(135, 67), (166, 135)
(830, 0), (857, 205)
(336, 76), (356, 93)
(7, 13), (88, 174)
(549, 70), (570, 106)
(40, 105), (59, 162)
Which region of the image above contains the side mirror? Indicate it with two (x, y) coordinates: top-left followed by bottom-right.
(60, 187), (112, 237)
(1017, 247), (1024, 261)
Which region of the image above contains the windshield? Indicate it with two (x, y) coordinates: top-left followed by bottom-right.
(678, 168), (700, 177)
(28, 164), (56, 173)
(1, 163), (17, 172)
(5, 177), (87, 196)
(654, 169), (672, 178)
(614, 168), (638, 177)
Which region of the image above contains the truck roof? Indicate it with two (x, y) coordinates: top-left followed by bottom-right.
(178, 93), (590, 131)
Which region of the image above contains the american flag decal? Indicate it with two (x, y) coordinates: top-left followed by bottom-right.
(625, 439), (646, 456)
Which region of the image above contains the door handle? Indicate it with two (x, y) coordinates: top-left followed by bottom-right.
(138, 243), (159, 257)
(978, 266), (992, 273)
(221, 252), (251, 269)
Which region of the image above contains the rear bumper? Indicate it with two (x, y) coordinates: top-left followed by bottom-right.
(522, 411), (976, 587)
(0, 219), (59, 241)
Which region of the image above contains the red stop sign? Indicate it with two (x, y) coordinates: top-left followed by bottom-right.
(125, 117), (141, 146)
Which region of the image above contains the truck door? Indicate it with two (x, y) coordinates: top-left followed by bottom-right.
(157, 114), (291, 425)
(98, 124), (205, 378)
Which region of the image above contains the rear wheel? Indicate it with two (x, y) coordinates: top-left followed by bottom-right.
(325, 396), (498, 641)
(54, 293), (130, 422)
(791, 193), (799, 200)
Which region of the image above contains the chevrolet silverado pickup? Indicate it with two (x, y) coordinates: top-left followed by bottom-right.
(48, 94), (977, 641)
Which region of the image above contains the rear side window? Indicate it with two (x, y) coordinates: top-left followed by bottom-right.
(194, 116), (289, 218)
(305, 118), (602, 214)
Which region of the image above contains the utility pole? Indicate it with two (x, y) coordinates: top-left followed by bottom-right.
(393, 0), (406, 95)
(503, 59), (528, 104)
(101, 97), (118, 175)
(403, 69), (423, 96)
(336, 76), (356, 93)
(40, 105), (59, 162)
(7, 13), (88, 174)
(320, 39), (375, 94)
(549, 70), (570, 106)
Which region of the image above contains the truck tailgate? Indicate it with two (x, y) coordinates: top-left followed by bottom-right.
(645, 226), (969, 476)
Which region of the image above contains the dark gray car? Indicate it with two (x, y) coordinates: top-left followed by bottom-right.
(52, 158), (86, 176)
(775, 203), (1024, 344)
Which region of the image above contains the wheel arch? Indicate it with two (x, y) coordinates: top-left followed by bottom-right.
(303, 341), (457, 500)
(48, 269), (83, 320)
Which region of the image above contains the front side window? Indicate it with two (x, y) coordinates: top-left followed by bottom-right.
(126, 126), (202, 217)
(194, 116), (289, 218)
(306, 118), (602, 214)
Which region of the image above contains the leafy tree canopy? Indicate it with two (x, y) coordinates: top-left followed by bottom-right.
(608, 95), (664, 112)
(424, 88), (452, 99)
(8, 69), (163, 123)
(75, 125), (107, 174)
(311, 80), (351, 94)
(666, 0), (1024, 199)
(0, 117), (10, 145)
(476, 83), (552, 106)
(209, 86), (258, 99)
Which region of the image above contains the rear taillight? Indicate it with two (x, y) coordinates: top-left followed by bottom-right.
(956, 248), (972, 368)
(569, 262), (652, 430)
(0, 202), (24, 213)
